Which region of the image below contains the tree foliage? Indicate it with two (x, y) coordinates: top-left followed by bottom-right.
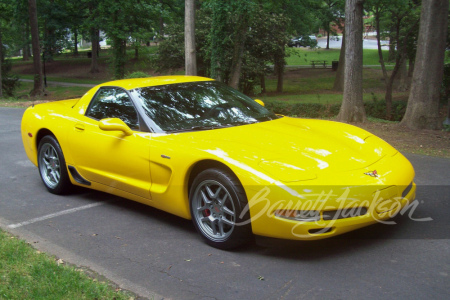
(367, 0), (420, 119)
(155, 2), (290, 95)
(318, 0), (345, 49)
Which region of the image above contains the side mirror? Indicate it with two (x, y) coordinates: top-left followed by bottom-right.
(254, 99), (265, 107)
(98, 118), (133, 136)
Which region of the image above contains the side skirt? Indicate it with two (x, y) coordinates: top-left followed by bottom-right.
(68, 165), (91, 186)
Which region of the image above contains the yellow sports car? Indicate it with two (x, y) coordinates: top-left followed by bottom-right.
(21, 76), (416, 249)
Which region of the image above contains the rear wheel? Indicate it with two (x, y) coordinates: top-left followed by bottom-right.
(189, 168), (252, 249)
(37, 135), (72, 194)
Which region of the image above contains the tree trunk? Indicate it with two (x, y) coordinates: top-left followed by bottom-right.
(337, 0), (366, 123)
(375, 9), (388, 83)
(135, 41), (139, 60)
(274, 44), (286, 93)
(112, 37), (126, 79)
(260, 74), (266, 94)
(333, 30), (345, 91)
(388, 25), (396, 62)
(210, 0), (227, 81)
(23, 21), (30, 61)
(392, 19), (409, 92)
(275, 60), (284, 93)
(396, 56), (408, 91)
(0, 32), (3, 98)
(384, 16), (419, 120)
(73, 29), (79, 56)
(90, 28), (100, 73)
(274, 22), (287, 93)
(385, 41), (408, 119)
(326, 29), (330, 49)
(28, 0), (44, 97)
(408, 59), (414, 77)
(229, 14), (248, 89)
(401, 0), (449, 129)
(185, 0), (197, 76)
(43, 21), (54, 62)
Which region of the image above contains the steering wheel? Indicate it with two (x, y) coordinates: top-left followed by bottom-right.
(202, 103), (233, 119)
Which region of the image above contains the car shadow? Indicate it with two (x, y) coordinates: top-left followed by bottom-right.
(64, 187), (438, 260)
(69, 188), (197, 235)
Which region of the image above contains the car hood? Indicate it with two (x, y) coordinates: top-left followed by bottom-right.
(165, 117), (397, 182)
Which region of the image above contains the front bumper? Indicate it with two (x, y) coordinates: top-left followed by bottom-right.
(245, 153), (416, 240)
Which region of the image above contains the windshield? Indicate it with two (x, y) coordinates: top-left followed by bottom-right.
(131, 81), (278, 132)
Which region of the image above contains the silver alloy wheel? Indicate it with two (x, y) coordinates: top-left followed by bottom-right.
(192, 180), (236, 241)
(38, 143), (61, 189)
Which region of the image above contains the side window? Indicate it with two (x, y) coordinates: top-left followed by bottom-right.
(86, 88), (140, 130)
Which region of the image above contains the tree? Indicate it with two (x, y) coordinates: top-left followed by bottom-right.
(185, 0), (197, 75)
(319, 0), (344, 50)
(0, 0), (8, 98)
(267, 0), (322, 92)
(155, 2), (289, 95)
(28, 0), (44, 96)
(0, 33), (3, 98)
(380, 0), (419, 119)
(11, 0), (31, 61)
(90, 28), (100, 73)
(401, 0), (449, 130)
(333, 29), (345, 91)
(369, 0), (389, 81)
(337, 0), (366, 122)
(38, 0), (72, 61)
(85, 0), (100, 73)
(210, 0), (229, 81)
(228, 1), (253, 89)
(97, 0), (159, 79)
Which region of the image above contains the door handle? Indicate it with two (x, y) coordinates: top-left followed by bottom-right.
(75, 123), (85, 131)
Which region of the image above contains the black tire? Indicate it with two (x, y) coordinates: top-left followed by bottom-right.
(37, 135), (72, 194)
(189, 168), (252, 249)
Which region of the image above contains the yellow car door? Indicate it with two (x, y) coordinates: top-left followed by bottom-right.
(68, 87), (152, 199)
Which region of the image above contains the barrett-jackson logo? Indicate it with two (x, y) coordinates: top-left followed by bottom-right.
(364, 170), (379, 177)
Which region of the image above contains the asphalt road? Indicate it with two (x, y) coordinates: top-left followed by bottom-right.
(1, 107), (449, 300)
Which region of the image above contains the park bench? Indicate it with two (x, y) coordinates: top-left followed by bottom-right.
(311, 60), (327, 68)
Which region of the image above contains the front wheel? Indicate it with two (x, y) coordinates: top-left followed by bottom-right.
(37, 135), (72, 194)
(189, 168), (252, 249)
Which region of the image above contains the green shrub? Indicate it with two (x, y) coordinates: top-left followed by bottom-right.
(265, 101), (340, 118)
(124, 71), (150, 79)
(266, 100), (406, 121)
(364, 100), (406, 121)
(1, 59), (20, 97)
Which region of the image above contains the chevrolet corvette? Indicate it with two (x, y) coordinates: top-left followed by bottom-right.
(21, 76), (416, 249)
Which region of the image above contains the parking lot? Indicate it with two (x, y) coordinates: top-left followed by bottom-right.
(1, 107), (449, 300)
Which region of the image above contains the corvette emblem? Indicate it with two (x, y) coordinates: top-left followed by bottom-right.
(364, 170), (379, 177)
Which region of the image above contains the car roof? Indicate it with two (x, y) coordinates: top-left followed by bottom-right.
(98, 75), (214, 90)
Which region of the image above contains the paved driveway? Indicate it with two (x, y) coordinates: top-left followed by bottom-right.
(1, 107), (449, 299)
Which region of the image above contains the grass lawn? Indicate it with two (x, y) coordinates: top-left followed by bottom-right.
(286, 48), (395, 66)
(18, 75), (103, 85)
(257, 67), (401, 103)
(259, 92), (394, 105)
(8, 81), (91, 102)
(0, 229), (133, 299)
